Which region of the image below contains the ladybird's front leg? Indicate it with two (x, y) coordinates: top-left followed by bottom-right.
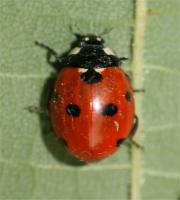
(117, 57), (128, 66)
(35, 41), (61, 64)
(118, 57), (128, 61)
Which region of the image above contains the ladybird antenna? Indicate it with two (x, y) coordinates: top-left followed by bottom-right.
(99, 27), (113, 36)
(69, 24), (84, 39)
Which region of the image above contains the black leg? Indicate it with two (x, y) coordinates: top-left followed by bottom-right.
(25, 105), (49, 116)
(130, 139), (144, 149)
(120, 57), (128, 61)
(125, 73), (131, 82)
(117, 115), (141, 148)
(129, 115), (138, 139)
(133, 89), (145, 93)
(118, 57), (128, 65)
(124, 74), (145, 93)
(129, 115), (144, 150)
(35, 41), (61, 63)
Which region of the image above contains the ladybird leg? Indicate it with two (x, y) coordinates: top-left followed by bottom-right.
(133, 89), (145, 93)
(119, 57), (128, 61)
(35, 41), (61, 63)
(124, 73), (145, 93)
(129, 115), (138, 139)
(26, 106), (54, 134)
(130, 140), (144, 150)
(129, 115), (144, 150)
(25, 105), (49, 116)
(116, 116), (138, 147)
(118, 57), (128, 64)
(125, 72), (131, 82)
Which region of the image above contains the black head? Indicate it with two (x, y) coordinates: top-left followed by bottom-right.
(77, 34), (105, 47)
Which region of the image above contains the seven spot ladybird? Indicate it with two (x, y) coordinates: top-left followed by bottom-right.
(47, 34), (138, 162)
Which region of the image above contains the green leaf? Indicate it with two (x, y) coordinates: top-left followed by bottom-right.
(0, 0), (179, 199)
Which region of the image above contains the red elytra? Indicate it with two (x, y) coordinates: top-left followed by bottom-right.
(49, 66), (134, 162)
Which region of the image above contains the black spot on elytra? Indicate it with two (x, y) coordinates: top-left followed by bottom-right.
(116, 138), (126, 147)
(80, 68), (102, 84)
(102, 104), (117, 116)
(66, 104), (80, 117)
(51, 91), (58, 102)
(125, 91), (131, 101)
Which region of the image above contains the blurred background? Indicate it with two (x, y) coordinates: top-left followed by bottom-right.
(0, 0), (180, 199)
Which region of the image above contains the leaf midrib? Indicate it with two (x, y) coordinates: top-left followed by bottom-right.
(131, 0), (147, 200)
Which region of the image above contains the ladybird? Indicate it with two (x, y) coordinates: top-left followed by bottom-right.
(49, 34), (137, 162)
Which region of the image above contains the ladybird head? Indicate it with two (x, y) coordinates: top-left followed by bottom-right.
(79, 35), (105, 47)
(73, 33), (105, 47)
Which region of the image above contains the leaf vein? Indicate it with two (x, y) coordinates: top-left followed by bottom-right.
(0, 159), (130, 171)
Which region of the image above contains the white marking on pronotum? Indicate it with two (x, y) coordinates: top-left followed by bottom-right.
(78, 68), (105, 73)
(69, 47), (81, 55)
(114, 121), (120, 132)
(95, 68), (105, 73)
(103, 47), (115, 55)
(78, 68), (88, 73)
(96, 37), (102, 42)
(84, 37), (90, 41)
